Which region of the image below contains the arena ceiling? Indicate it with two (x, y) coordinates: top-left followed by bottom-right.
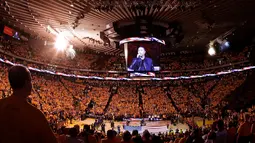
(0, 0), (255, 54)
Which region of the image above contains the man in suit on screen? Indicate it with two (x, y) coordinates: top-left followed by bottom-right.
(128, 47), (154, 72)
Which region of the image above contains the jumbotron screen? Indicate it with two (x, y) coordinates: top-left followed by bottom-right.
(121, 37), (164, 77)
(3, 26), (14, 37)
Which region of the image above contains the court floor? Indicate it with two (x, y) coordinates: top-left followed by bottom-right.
(65, 117), (213, 134)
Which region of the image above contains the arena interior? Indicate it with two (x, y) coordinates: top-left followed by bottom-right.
(1, 0), (255, 143)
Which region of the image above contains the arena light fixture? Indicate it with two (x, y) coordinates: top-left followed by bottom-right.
(224, 41), (230, 47)
(54, 34), (68, 51)
(215, 39), (230, 51)
(208, 47), (216, 56)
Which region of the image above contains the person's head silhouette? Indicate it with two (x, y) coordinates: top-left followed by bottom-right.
(8, 65), (32, 98)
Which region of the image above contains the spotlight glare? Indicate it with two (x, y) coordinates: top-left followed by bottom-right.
(208, 47), (216, 56)
(54, 35), (68, 51)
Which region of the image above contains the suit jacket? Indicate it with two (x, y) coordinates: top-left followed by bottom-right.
(129, 57), (154, 71)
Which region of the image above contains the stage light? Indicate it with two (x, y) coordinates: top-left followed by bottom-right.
(219, 41), (230, 51)
(208, 47), (216, 56)
(224, 41), (230, 47)
(55, 34), (68, 51)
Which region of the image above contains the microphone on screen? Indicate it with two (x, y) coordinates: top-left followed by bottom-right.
(137, 54), (142, 59)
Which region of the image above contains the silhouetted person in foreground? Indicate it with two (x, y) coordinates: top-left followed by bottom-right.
(0, 65), (57, 143)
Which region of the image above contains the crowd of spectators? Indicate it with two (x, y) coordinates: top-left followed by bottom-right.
(107, 87), (140, 118)
(142, 87), (177, 116)
(0, 63), (10, 99)
(166, 72), (248, 119)
(160, 47), (249, 71)
(0, 61), (251, 123)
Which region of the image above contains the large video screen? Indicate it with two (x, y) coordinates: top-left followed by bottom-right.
(3, 26), (14, 37)
(123, 40), (162, 77)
